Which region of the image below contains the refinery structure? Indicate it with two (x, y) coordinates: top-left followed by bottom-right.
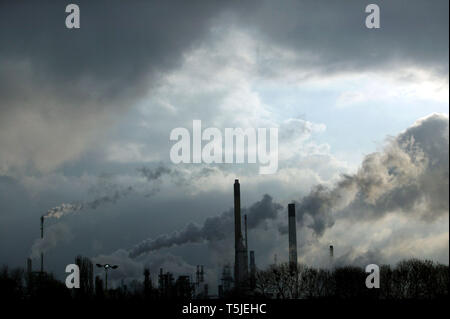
(28, 178), (324, 299)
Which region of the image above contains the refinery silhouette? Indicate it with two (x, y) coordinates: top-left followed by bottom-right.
(1, 179), (448, 302)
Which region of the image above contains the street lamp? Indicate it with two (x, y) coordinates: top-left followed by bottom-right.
(96, 263), (118, 291)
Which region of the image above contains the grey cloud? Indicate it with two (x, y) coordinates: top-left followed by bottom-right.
(236, 0), (448, 78)
(138, 166), (172, 182)
(0, 0), (230, 172)
(30, 223), (73, 258)
(1, 1), (447, 173)
(334, 248), (386, 268)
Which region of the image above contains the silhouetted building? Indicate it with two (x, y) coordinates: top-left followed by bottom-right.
(75, 255), (94, 297)
(143, 268), (152, 298)
(221, 264), (233, 295)
(175, 275), (193, 299)
(159, 268), (174, 298)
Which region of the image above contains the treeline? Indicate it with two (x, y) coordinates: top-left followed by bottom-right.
(0, 258), (448, 301)
(253, 258), (449, 299)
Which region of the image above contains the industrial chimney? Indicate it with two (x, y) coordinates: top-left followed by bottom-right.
(40, 216), (44, 273)
(234, 179), (242, 251)
(288, 203), (297, 269)
(234, 179), (248, 288)
(329, 245), (334, 268)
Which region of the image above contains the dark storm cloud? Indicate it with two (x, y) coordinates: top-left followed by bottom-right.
(0, 0), (228, 92)
(129, 194), (283, 258)
(0, 1), (447, 172)
(0, 0), (231, 171)
(237, 0), (449, 77)
(288, 113), (449, 237)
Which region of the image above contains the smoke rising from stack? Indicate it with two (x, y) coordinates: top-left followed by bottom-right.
(287, 113), (449, 237)
(129, 194), (283, 258)
(42, 165), (178, 219)
(43, 186), (134, 219)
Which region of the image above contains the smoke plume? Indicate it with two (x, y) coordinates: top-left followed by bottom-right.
(129, 194), (283, 258)
(42, 165), (176, 219)
(292, 113), (449, 237)
(43, 186), (134, 219)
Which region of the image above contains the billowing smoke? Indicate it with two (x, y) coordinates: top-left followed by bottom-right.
(43, 186), (134, 219)
(291, 113), (449, 237)
(129, 194), (283, 258)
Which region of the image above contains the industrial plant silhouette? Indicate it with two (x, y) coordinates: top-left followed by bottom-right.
(1, 180), (448, 301)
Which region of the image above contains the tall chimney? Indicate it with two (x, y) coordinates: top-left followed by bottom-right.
(288, 203), (297, 268)
(234, 180), (242, 248)
(233, 179), (248, 287)
(234, 179), (241, 286)
(329, 245), (334, 258)
(40, 216), (44, 273)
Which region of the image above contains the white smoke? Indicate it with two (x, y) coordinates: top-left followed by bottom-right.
(43, 187), (133, 219)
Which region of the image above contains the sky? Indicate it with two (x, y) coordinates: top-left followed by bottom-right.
(0, 0), (448, 289)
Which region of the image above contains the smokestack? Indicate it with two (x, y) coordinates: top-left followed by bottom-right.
(329, 245), (334, 258)
(288, 203), (297, 268)
(40, 216), (44, 273)
(234, 180), (242, 249)
(233, 179), (248, 287)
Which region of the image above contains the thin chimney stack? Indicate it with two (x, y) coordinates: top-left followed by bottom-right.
(233, 179), (248, 288)
(288, 203), (298, 269)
